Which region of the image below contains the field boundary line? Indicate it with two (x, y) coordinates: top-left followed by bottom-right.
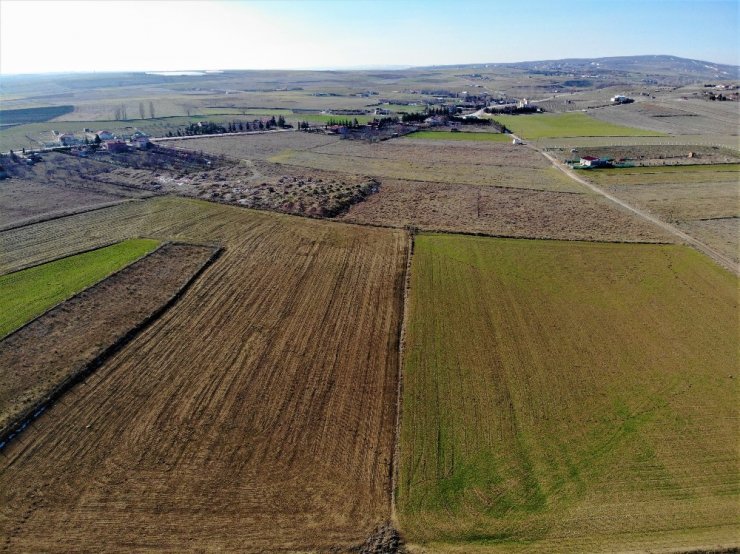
(538, 149), (740, 275)
(0, 199), (139, 234)
(0, 243), (223, 449)
(391, 229), (414, 527)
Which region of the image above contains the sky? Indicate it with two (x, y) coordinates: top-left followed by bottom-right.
(0, 0), (738, 75)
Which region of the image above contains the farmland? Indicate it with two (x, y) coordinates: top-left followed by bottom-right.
(491, 113), (666, 139)
(405, 130), (511, 142)
(1, 57), (739, 553)
(399, 234), (739, 552)
(0, 238), (159, 337)
(0, 196), (407, 551)
(271, 139), (586, 192)
(339, 179), (672, 242)
(0, 105), (75, 126)
(580, 164), (740, 263)
(0, 241), (216, 441)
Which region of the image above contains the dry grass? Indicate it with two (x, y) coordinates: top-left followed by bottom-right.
(339, 179), (673, 243)
(272, 140), (585, 193)
(678, 217), (740, 265)
(580, 164), (740, 263)
(163, 131), (341, 160)
(399, 234), (739, 553)
(588, 99), (740, 136)
(0, 196), (406, 552)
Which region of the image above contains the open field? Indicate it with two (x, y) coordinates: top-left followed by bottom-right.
(0, 196), (406, 551)
(491, 113), (667, 139)
(339, 179), (673, 243)
(537, 134), (740, 149)
(273, 139), (586, 193)
(399, 234), (739, 553)
(551, 145), (740, 166)
(0, 238), (159, 336)
(589, 98), (740, 136)
(678, 217), (740, 265)
(0, 178), (130, 231)
(580, 164), (740, 263)
(0, 105), (75, 126)
(163, 131), (340, 160)
(405, 130), (511, 142)
(0, 241), (215, 440)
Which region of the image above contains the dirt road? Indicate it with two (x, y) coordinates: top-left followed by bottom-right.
(537, 147), (739, 274)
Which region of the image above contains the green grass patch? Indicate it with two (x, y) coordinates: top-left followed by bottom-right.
(492, 112), (666, 139)
(405, 130), (511, 142)
(399, 234), (738, 550)
(0, 105), (75, 126)
(0, 238), (159, 338)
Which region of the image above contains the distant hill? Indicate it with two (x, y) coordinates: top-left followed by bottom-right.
(427, 55), (739, 82)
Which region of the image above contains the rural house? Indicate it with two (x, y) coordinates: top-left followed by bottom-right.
(130, 135), (150, 149)
(57, 133), (77, 146)
(96, 130), (114, 140)
(104, 140), (128, 153)
(580, 156), (608, 168)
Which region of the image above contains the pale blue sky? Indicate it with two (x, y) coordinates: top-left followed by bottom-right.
(0, 0), (737, 74)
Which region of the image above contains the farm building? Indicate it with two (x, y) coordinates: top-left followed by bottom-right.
(96, 130), (114, 140)
(130, 136), (150, 149)
(580, 156), (608, 168)
(57, 133), (77, 146)
(611, 95), (633, 104)
(104, 140), (128, 153)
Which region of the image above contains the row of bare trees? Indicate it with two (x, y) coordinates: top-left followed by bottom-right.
(113, 101), (156, 121)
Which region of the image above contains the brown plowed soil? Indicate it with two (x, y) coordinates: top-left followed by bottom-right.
(0, 197), (406, 552)
(0, 242), (217, 441)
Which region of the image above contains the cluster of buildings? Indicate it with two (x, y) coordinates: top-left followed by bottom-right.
(54, 129), (150, 152)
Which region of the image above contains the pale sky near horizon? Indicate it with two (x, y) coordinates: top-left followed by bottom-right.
(0, 0), (738, 75)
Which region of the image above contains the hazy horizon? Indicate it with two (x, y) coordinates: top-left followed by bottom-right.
(1, 0), (738, 76)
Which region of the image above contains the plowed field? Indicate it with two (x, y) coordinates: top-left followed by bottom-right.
(0, 241), (216, 441)
(0, 197), (407, 551)
(399, 234), (739, 553)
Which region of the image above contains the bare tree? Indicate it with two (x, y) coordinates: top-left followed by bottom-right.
(121, 105), (128, 120)
(113, 106), (122, 120)
(139, 102), (145, 119)
(149, 101), (155, 119)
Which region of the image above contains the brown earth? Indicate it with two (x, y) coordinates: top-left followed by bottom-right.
(339, 179), (674, 243)
(0, 177), (128, 231)
(0, 197), (406, 552)
(163, 131), (341, 160)
(549, 144), (740, 165)
(272, 139), (585, 193)
(0, 242), (218, 440)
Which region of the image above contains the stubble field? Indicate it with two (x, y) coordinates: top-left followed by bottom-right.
(399, 234), (739, 553)
(0, 197), (407, 551)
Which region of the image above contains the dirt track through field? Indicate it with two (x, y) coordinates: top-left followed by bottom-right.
(0, 198), (407, 552)
(539, 149), (739, 274)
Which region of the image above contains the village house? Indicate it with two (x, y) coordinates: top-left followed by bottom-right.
(104, 140), (128, 153)
(57, 133), (77, 146)
(130, 135), (150, 149)
(96, 130), (114, 140)
(580, 156), (608, 168)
